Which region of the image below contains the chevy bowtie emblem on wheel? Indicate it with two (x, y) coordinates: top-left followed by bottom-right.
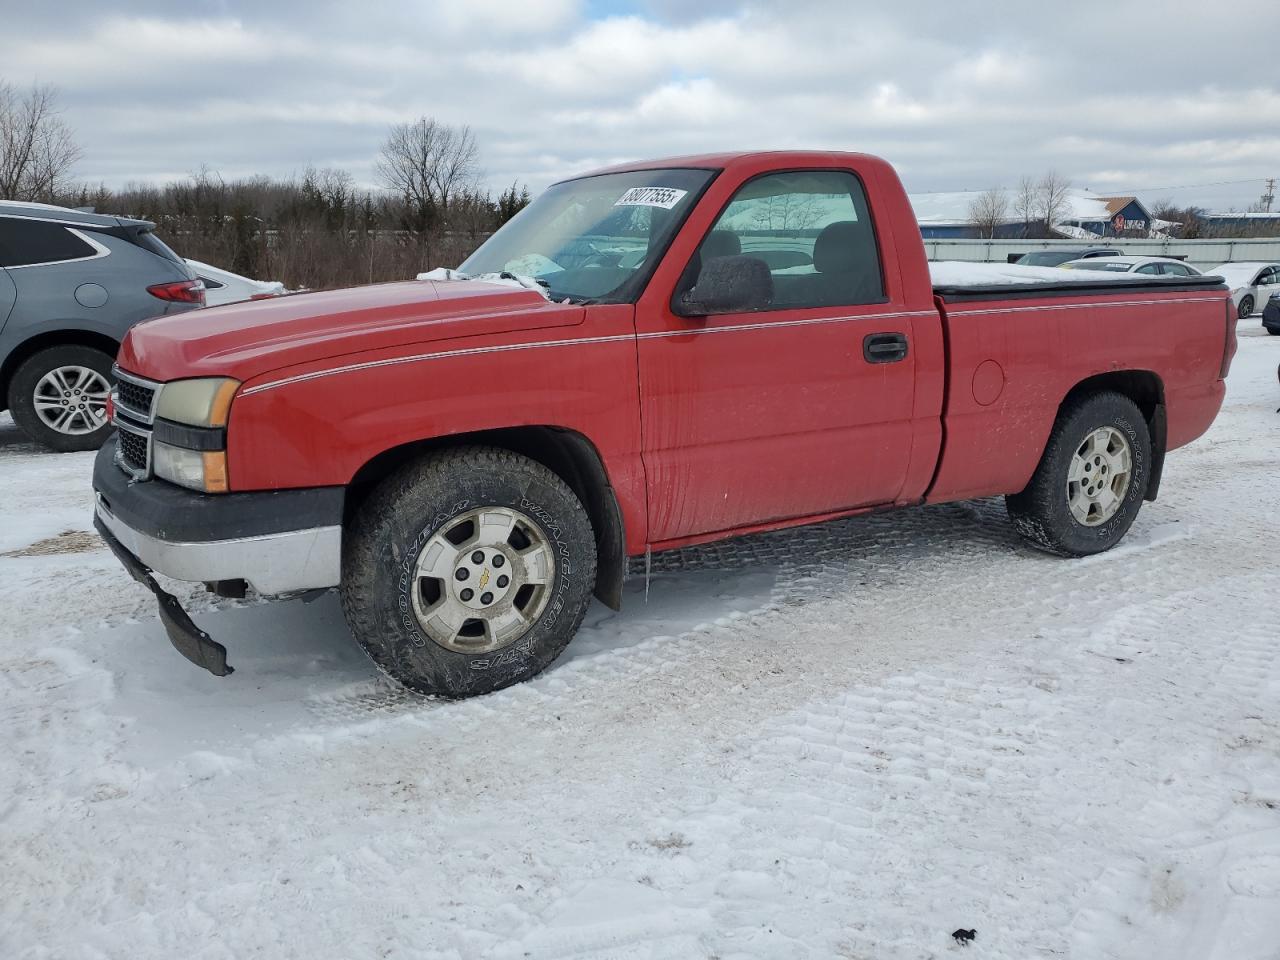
(479, 568), (491, 590)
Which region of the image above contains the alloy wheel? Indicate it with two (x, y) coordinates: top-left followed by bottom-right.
(33, 366), (111, 436)
(1066, 426), (1133, 526)
(410, 506), (557, 653)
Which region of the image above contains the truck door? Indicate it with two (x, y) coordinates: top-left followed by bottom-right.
(636, 168), (921, 543)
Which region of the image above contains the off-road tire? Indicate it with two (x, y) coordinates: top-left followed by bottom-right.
(340, 446), (597, 698)
(8, 345), (115, 452)
(1006, 391), (1152, 557)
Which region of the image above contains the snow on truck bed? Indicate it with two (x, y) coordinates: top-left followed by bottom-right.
(929, 259), (1130, 286)
(2, 328), (1280, 959)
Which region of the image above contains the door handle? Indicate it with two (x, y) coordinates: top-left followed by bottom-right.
(863, 332), (909, 364)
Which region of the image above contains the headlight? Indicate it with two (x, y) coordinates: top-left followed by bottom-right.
(153, 442), (229, 494)
(151, 377), (237, 492)
(155, 377), (239, 428)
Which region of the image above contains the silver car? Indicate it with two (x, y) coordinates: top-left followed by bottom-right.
(0, 201), (203, 451)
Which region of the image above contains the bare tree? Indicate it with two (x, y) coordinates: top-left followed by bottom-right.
(0, 82), (80, 201)
(1037, 171), (1072, 235)
(751, 192), (822, 231)
(1013, 176), (1038, 238)
(376, 117), (479, 218)
(1150, 197), (1205, 238)
(967, 186), (1009, 239)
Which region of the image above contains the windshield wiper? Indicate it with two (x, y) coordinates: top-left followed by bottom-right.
(500, 271), (550, 289)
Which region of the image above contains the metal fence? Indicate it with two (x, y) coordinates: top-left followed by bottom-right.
(922, 237), (1280, 270)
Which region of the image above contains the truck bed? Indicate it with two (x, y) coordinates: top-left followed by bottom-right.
(929, 260), (1227, 299)
(923, 265), (1231, 504)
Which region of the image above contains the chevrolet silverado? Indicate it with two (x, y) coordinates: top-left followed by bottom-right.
(92, 151), (1236, 697)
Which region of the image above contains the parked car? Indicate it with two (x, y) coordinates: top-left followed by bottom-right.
(1009, 247), (1121, 267)
(1205, 262), (1280, 318)
(1263, 292), (1280, 335)
(1060, 255), (1202, 276)
(0, 201), (203, 451)
(185, 259), (285, 307)
(92, 150), (1235, 697)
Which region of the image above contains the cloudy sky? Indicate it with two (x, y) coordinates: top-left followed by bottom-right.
(2, 0), (1277, 211)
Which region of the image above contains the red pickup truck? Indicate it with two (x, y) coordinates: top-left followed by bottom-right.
(92, 151), (1236, 697)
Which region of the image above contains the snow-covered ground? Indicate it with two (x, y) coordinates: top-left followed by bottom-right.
(2, 325), (1278, 959)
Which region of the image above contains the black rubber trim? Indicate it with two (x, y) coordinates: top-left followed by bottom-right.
(1145, 403), (1167, 502)
(934, 276), (1228, 302)
(93, 441), (343, 542)
(152, 418), (226, 451)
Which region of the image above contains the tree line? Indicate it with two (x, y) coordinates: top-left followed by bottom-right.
(1, 82), (530, 290)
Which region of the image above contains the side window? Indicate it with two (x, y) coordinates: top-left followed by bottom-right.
(1135, 263), (1161, 275)
(1161, 262), (1190, 276)
(199, 275), (226, 290)
(1258, 268), (1278, 285)
(0, 217), (98, 268)
(687, 170), (884, 310)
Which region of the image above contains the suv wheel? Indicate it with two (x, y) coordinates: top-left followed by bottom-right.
(8, 345), (115, 452)
(341, 446), (597, 698)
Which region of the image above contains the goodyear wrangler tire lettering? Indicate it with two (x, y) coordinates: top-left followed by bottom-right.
(340, 446), (597, 698)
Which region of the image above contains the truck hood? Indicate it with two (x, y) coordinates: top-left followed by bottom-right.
(118, 280), (584, 383)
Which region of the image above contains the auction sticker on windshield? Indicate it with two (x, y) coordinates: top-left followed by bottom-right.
(614, 186), (689, 210)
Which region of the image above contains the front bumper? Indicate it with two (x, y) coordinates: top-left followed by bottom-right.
(92, 442), (344, 595)
(92, 442), (345, 676)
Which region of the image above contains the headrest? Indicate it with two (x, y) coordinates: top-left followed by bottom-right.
(701, 230), (741, 260)
(813, 221), (862, 274)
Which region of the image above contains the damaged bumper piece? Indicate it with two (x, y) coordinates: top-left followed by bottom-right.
(91, 442), (344, 676)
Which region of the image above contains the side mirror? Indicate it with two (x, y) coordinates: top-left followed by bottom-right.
(676, 255), (773, 316)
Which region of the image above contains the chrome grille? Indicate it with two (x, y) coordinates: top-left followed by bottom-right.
(117, 425), (149, 474)
(113, 367), (159, 423)
(111, 367), (160, 480)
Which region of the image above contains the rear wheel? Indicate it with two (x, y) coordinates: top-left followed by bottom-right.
(1239, 295), (1254, 318)
(340, 446), (597, 698)
(1006, 391), (1151, 557)
(8, 345), (114, 452)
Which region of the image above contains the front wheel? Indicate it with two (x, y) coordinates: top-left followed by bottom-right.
(1006, 391), (1152, 557)
(8, 345), (115, 452)
(340, 446), (597, 698)
(1239, 295), (1254, 318)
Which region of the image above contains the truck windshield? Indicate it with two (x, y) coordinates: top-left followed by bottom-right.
(458, 168), (715, 303)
